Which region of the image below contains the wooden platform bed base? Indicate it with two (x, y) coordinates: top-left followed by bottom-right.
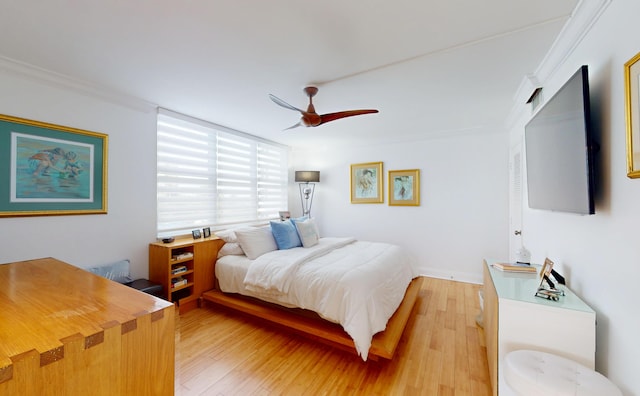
(200, 276), (423, 361)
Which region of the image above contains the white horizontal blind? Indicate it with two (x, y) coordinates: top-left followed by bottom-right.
(157, 109), (288, 237)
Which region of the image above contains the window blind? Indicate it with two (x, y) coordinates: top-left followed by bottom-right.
(157, 109), (288, 237)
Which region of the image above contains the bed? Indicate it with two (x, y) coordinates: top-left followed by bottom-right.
(200, 221), (419, 361)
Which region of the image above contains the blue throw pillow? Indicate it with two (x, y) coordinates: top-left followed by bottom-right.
(270, 220), (302, 250)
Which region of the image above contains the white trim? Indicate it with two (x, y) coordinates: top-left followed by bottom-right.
(0, 55), (157, 113)
(506, 0), (612, 129)
(534, 0), (612, 84)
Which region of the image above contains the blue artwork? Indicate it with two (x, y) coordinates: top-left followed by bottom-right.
(393, 175), (413, 201)
(11, 132), (93, 202)
(355, 168), (378, 198)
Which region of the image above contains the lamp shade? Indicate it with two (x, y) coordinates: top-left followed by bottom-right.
(295, 171), (320, 183)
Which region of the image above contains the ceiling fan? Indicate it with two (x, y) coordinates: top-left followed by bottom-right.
(269, 86), (378, 130)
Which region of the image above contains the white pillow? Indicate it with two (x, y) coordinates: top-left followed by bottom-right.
(215, 229), (238, 243)
(234, 226), (278, 259)
(294, 218), (320, 248)
(217, 242), (245, 258)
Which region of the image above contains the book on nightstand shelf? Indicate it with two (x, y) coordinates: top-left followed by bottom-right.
(171, 277), (187, 288)
(493, 262), (537, 273)
(171, 265), (187, 275)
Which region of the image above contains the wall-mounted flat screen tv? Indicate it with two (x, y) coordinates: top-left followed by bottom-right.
(524, 65), (596, 215)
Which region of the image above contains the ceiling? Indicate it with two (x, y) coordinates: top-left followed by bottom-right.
(0, 1), (578, 149)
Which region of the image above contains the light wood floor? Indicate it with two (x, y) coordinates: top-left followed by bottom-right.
(176, 277), (491, 395)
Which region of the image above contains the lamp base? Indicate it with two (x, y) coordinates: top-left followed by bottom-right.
(298, 182), (315, 217)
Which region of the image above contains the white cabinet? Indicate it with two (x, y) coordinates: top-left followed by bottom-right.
(483, 259), (596, 395)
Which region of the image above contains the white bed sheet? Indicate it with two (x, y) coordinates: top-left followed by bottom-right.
(215, 237), (415, 360)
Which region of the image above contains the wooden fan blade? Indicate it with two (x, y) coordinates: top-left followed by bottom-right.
(318, 109), (379, 125)
(269, 94), (305, 113)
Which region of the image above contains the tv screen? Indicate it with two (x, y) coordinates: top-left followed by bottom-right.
(524, 65), (596, 215)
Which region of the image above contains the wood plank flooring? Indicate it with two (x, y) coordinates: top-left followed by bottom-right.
(176, 277), (491, 395)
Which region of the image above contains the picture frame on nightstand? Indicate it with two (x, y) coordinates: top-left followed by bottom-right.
(536, 258), (564, 301)
(540, 258), (554, 281)
(192, 229), (201, 239)
(202, 227), (211, 238)
(279, 211), (291, 221)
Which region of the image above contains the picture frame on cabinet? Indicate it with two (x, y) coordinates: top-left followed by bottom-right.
(388, 169), (420, 206)
(350, 162), (383, 203)
(278, 211), (291, 221)
(0, 113), (108, 217)
(202, 227), (211, 238)
(536, 258), (564, 301)
(540, 257), (554, 281)
(192, 229), (202, 239)
(625, 50), (640, 178)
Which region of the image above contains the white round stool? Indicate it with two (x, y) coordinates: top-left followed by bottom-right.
(504, 350), (622, 396)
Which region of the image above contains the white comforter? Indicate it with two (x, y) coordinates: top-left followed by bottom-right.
(241, 237), (415, 360)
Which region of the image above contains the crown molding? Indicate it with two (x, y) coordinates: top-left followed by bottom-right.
(507, 0), (612, 129)
(0, 55), (157, 113)
(534, 0), (612, 83)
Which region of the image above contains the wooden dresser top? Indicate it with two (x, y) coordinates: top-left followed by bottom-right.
(0, 257), (173, 368)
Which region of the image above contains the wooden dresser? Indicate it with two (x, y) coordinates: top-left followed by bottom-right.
(483, 259), (595, 395)
(0, 258), (175, 395)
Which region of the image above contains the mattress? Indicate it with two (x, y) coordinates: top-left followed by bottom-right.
(215, 254), (300, 310)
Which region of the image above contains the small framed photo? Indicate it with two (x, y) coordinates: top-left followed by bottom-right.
(540, 257), (554, 280)
(388, 169), (420, 206)
(202, 227), (211, 238)
(192, 229), (201, 239)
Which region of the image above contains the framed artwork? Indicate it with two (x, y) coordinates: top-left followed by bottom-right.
(192, 229), (202, 239)
(350, 162), (383, 203)
(625, 51), (640, 178)
(0, 114), (108, 217)
(202, 227), (211, 238)
(388, 169), (420, 206)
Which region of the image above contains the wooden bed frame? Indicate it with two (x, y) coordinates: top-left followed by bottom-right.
(200, 276), (423, 361)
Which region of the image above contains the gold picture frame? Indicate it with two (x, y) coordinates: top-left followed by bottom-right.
(388, 169), (420, 206)
(0, 114), (108, 217)
(350, 162), (383, 203)
(625, 51), (640, 178)
(540, 257), (554, 281)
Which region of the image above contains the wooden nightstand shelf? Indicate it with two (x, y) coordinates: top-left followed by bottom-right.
(149, 237), (224, 314)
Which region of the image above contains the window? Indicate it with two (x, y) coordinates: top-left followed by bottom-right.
(157, 109), (288, 237)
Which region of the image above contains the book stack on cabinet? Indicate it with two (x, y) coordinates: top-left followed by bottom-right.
(149, 237), (224, 314)
(492, 262), (537, 273)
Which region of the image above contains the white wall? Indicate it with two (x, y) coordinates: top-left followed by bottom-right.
(0, 67), (158, 279)
(291, 128), (510, 283)
(510, 0), (639, 393)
